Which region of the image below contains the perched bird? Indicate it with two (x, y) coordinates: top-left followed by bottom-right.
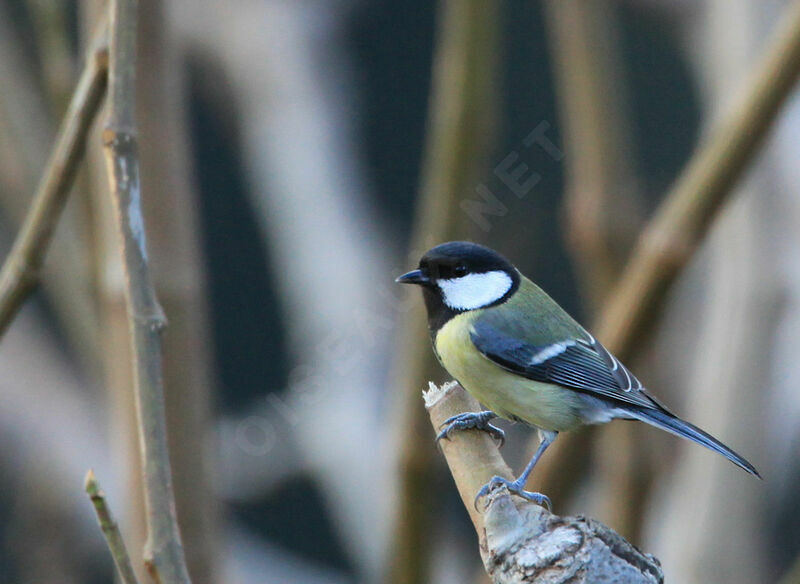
(397, 241), (760, 509)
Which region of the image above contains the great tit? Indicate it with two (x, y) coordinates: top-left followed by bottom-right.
(397, 241), (760, 509)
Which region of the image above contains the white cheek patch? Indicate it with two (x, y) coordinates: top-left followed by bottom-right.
(437, 270), (513, 311)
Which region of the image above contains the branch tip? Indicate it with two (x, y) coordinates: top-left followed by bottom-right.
(83, 469), (141, 584)
(422, 380), (458, 408)
(426, 383), (663, 582)
(84, 468), (100, 496)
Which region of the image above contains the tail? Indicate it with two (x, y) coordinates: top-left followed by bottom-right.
(622, 406), (761, 478)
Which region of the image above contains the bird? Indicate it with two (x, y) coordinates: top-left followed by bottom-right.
(396, 241), (760, 509)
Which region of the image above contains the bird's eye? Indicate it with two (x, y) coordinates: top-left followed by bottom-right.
(453, 263), (467, 277)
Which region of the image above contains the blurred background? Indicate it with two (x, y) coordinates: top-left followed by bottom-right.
(0, 0), (799, 582)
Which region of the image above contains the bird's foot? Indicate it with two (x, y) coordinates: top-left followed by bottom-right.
(474, 476), (552, 511)
(436, 411), (505, 446)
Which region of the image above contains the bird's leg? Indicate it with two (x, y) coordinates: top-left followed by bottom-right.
(436, 410), (505, 446)
(475, 430), (558, 511)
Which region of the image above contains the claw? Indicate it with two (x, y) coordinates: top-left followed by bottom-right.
(435, 411), (505, 446)
(474, 475), (552, 512)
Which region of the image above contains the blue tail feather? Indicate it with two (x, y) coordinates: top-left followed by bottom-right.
(623, 407), (761, 478)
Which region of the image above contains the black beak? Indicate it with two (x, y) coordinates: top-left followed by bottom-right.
(395, 269), (430, 285)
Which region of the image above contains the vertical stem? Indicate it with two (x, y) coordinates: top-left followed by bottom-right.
(136, 0), (218, 579)
(82, 1), (148, 576)
(101, 0), (191, 582)
(542, 0), (648, 540)
(388, 1), (499, 582)
(588, 0), (800, 542)
(543, 0), (640, 310)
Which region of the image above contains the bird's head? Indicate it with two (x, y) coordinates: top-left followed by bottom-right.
(396, 241), (520, 315)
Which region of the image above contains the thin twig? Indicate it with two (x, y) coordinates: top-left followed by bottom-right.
(542, 0), (651, 541)
(597, 0), (800, 360)
(136, 0), (218, 580)
(85, 470), (141, 584)
(535, 0), (644, 525)
(544, 0), (640, 311)
(424, 382), (663, 583)
(102, 0), (191, 582)
(388, 1), (499, 583)
(0, 19), (108, 338)
(0, 5), (101, 367)
(581, 0), (800, 542)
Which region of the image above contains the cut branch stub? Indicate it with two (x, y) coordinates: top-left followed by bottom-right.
(424, 382), (663, 583)
(480, 491), (662, 583)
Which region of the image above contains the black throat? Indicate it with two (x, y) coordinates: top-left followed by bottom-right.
(422, 286), (458, 337)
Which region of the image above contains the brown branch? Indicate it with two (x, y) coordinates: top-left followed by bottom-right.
(544, 0), (640, 311)
(597, 0), (800, 360)
(135, 1), (218, 580)
(102, 0), (191, 582)
(542, 0), (657, 542)
(0, 19), (108, 338)
(536, 0), (645, 524)
(0, 5), (101, 368)
(425, 382), (663, 583)
(85, 470), (141, 584)
(388, 1), (499, 583)
(579, 0), (800, 542)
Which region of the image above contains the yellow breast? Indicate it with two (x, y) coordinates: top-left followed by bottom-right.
(434, 313), (586, 432)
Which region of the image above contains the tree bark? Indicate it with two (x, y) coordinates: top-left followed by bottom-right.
(425, 382), (664, 583)
(101, 0), (192, 581)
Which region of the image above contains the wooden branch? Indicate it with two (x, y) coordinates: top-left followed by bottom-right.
(544, 0), (640, 311)
(388, 1), (499, 583)
(424, 382), (663, 583)
(597, 0), (800, 360)
(558, 0), (800, 542)
(135, 1), (218, 580)
(102, 1), (191, 582)
(85, 470), (141, 584)
(0, 5), (102, 368)
(536, 0), (644, 524)
(0, 19), (108, 338)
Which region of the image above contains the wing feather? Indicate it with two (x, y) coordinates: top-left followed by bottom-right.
(469, 319), (659, 410)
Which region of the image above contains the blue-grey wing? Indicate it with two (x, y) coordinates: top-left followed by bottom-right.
(583, 332), (643, 392)
(469, 318), (660, 411)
